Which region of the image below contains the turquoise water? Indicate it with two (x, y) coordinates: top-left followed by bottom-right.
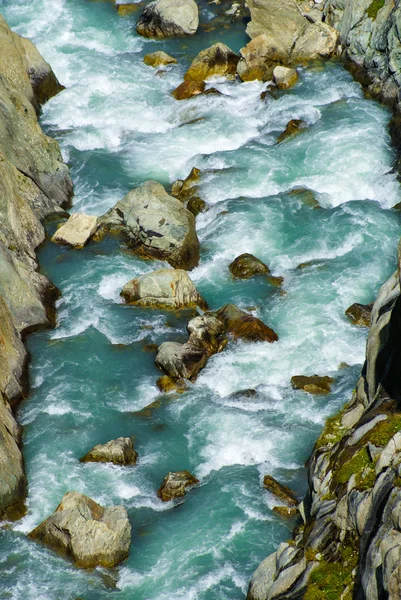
(0, 0), (401, 598)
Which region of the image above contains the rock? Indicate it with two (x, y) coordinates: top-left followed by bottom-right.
(289, 187), (320, 208)
(216, 304), (278, 343)
(80, 438), (138, 466)
(247, 552), (277, 600)
(237, 35), (276, 82)
(157, 470), (199, 501)
(172, 167), (201, 201)
(156, 375), (188, 393)
(187, 196), (208, 216)
(17, 35), (64, 105)
(98, 181), (200, 270)
(273, 66), (298, 89)
(143, 51), (177, 67)
(346, 302), (372, 327)
(28, 492), (131, 568)
(136, 0), (199, 38)
(229, 253), (270, 279)
(291, 374), (334, 394)
(172, 80), (205, 100)
(51, 214), (98, 249)
(263, 475), (298, 506)
(277, 119), (308, 143)
(183, 43), (239, 82)
(116, 3), (141, 16)
(120, 268), (207, 310)
(273, 506), (299, 518)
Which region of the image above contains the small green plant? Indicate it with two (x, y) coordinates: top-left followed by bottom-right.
(367, 0), (385, 20)
(304, 542), (358, 600)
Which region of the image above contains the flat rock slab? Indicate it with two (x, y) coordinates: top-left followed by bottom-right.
(80, 437), (138, 466)
(51, 213), (98, 248)
(291, 374), (334, 394)
(28, 491), (131, 568)
(157, 470), (199, 501)
(263, 475), (298, 507)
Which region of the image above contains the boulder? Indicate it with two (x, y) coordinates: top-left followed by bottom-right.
(144, 51), (177, 67)
(263, 475), (298, 507)
(289, 187), (320, 208)
(157, 470), (199, 501)
(80, 437), (138, 466)
(187, 196), (208, 216)
(229, 253), (270, 279)
(156, 375), (188, 393)
(17, 35), (64, 105)
(291, 374), (334, 394)
(171, 167), (201, 201)
(120, 268), (207, 310)
(172, 80), (205, 100)
(184, 43), (239, 82)
(273, 65), (298, 89)
(237, 35), (278, 82)
(216, 304), (278, 343)
(28, 492), (131, 568)
(51, 213), (98, 249)
(277, 119), (308, 143)
(272, 506), (299, 519)
(136, 0), (199, 38)
(98, 181), (200, 270)
(346, 302), (372, 327)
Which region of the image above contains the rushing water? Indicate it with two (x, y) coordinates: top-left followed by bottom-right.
(1, 0), (401, 598)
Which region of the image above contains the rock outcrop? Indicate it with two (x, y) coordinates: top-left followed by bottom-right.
(80, 438), (138, 466)
(98, 180), (200, 270)
(136, 0), (199, 39)
(0, 16), (72, 518)
(157, 471), (199, 501)
(248, 253), (401, 599)
(29, 492), (131, 568)
(121, 268), (207, 310)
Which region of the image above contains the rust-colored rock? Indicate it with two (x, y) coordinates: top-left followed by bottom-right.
(291, 374), (334, 394)
(217, 304), (278, 343)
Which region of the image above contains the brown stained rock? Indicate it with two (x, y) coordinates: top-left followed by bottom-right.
(277, 119), (308, 143)
(229, 253), (270, 279)
(157, 470), (199, 501)
(346, 303), (372, 327)
(273, 506), (299, 519)
(173, 80), (205, 100)
(116, 3), (142, 16)
(291, 374), (334, 394)
(184, 42), (239, 82)
(157, 375), (188, 393)
(28, 492), (131, 568)
(289, 187), (320, 208)
(217, 304), (278, 343)
(273, 66), (298, 90)
(263, 475), (298, 507)
(187, 196), (208, 216)
(144, 51), (177, 67)
(80, 437), (138, 466)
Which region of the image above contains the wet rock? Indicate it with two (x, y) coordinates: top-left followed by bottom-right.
(172, 167), (201, 201)
(263, 475), (298, 507)
(120, 268), (207, 310)
(28, 492), (131, 568)
(80, 437), (138, 466)
(187, 196), (208, 216)
(237, 35), (276, 82)
(277, 119), (308, 143)
(136, 0), (199, 38)
(216, 304), (278, 343)
(229, 253), (270, 279)
(116, 3), (141, 16)
(291, 374), (334, 394)
(346, 302), (372, 327)
(172, 80), (205, 100)
(143, 51), (177, 67)
(51, 213), (98, 249)
(156, 375), (188, 393)
(227, 389), (259, 400)
(98, 181), (199, 270)
(273, 66), (298, 90)
(157, 470), (199, 501)
(273, 506), (299, 519)
(183, 43), (239, 82)
(289, 187), (320, 208)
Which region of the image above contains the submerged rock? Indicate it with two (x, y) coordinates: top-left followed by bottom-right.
(156, 375), (188, 394)
(272, 506), (299, 519)
(28, 492), (131, 568)
(120, 268), (207, 310)
(277, 119), (308, 143)
(289, 187), (320, 208)
(273, 65), (298, 90)
(291, 374), (334, 394)
(184, 43), (239, 82)
(144, 51), (177, 67)
(229, 253), (270, 279)
(51, 213), (98, 249)
(157, 470), (199, 501)
(172, 80), (205, 100)
(136, 0), (199, 38)
(80, 437), (138, 466)
(98, 181), (200, 270)
(263, 475), (298, 507)
(217, 304), (278, 343)
(346, 302), (372, 327)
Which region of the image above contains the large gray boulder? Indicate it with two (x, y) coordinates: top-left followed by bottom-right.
(136, 0), (199, 39)
(80, 438), (138, 466)
(121, 268), (207, 310)
(99, 181), (200, 270)
(29, 492), (131, 568)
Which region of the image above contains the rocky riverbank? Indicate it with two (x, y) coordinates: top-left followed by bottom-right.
(0, 15), (72, 518)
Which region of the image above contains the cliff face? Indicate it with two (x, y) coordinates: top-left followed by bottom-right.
(247, 1), (401, 599)
(0, 14), (72, 518)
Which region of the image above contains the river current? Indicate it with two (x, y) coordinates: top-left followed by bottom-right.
(0, 0), (401, 599)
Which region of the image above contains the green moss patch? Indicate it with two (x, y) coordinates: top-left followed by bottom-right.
(367, 414), (401, 447)
(315, 405), (349, 450)
(333, 447), (374, 490)
(367, 0), (385, 20)
(304, 542), (359, 600)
